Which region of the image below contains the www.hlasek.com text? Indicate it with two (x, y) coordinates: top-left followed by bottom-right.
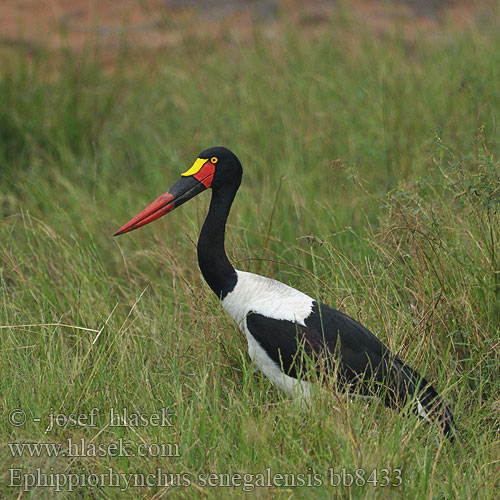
(8, 438), (179, 458)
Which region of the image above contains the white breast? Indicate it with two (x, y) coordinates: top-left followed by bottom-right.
(222, 270), (315, 402)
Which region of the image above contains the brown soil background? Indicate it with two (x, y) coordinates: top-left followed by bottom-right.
(1, 0), (495, 62)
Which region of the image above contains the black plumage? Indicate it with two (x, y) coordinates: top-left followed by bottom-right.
(247, 301), (455, 439)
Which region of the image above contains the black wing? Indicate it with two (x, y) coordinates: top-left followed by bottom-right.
(246, 301), (391, 386)
(246, 301), (454, 438)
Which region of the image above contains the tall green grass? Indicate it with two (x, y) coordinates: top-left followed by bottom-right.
(1, 10), (499, 499)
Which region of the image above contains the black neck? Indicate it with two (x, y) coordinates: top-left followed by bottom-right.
(197, 184), (238, 299)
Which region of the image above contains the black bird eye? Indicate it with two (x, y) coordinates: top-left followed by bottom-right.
(211, 157), (218, 164)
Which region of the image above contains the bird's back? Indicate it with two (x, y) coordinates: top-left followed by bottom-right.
(222, 270), (315, 327)
(221, 269), (455, 439)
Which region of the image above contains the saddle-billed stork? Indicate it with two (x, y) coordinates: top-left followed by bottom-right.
(114, 146), (454, 440)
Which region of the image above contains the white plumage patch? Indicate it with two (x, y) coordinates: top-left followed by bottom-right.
(416, 399), (429, 419)
(222, 270), (314, 326)
(222, 270), (314, 401)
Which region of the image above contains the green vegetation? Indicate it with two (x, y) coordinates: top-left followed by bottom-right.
(1, 10), (499, 499)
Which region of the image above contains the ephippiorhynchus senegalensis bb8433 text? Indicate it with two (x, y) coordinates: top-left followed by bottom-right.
(114, 146), (454, 440)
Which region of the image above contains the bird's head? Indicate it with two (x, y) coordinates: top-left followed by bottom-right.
(114, 146), (242, 236)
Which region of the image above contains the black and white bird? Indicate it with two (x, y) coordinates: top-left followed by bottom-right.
(114, 146), (454, 440)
